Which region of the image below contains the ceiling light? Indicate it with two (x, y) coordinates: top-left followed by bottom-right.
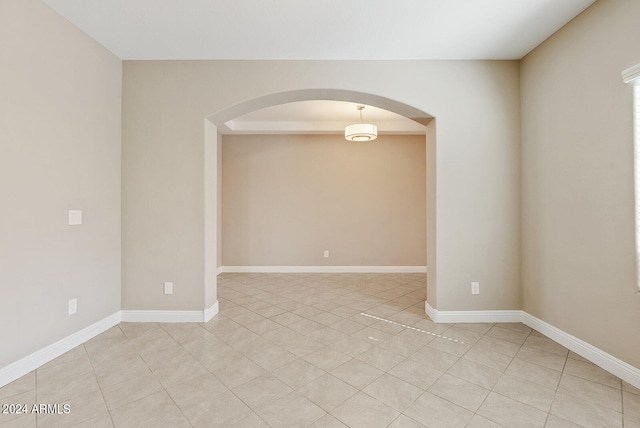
(345, 105), (377, 141)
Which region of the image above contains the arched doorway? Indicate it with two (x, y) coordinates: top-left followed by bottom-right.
(202, 89), (436, 320)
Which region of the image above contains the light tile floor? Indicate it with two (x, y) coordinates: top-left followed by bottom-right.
(1, 273), (640, 427)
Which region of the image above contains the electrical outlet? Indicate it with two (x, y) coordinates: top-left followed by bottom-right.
(471, 282), (480, 295)
(164, 282), (173, 295)
(68, 298), (77, 315)
(323, 250), (329, 258)
(68, 210), (82, 225)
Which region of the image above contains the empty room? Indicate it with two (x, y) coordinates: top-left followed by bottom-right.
(1, 0), (640, 427)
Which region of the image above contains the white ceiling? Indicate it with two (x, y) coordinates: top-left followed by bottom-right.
(39, 0), (596, 134)
(41, 0), (596, 61)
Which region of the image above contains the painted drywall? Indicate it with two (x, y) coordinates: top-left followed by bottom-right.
(521, 0), (640, 367)
(122, 60), (520, 312)
(0, 0), (122, 367)
(426, 121), (438, 305)
(221, 134), (426, 267)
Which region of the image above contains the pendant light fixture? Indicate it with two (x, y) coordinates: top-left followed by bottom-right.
(345, 105), (378, 141)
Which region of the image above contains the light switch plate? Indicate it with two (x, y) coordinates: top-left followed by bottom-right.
(68, 210), (82, 225)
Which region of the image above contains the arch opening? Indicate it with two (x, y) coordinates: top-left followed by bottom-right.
(203, 89), (436, 320)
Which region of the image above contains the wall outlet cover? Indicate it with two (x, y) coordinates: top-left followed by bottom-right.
(68, 210), (82, 225)
(164, 282), (173, 295)
(68, 298), (77, 315)
(471, 282), (480, 295)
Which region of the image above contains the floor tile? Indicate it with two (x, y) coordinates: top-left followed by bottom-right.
(287, 318), (325, 335)
(0, 372), (35, 401)
(474, 335), (522, 357)
(544, 414), (583, 427)
(298, 373), (358, 411)
(303, 347), (352, 371)
(477, 392), (547, 428)
(522, 335), (569, 357)
(428, 373), (490, 411)
(550, 391), (623, 428)
(409, 344), (459, 372)
(558, 373), (622, 411)
(227, 411), (270, 428)
(328, 335), (373, 357)
(111, 390), (190, 428)
(71, 412), (115, 428)
(625, 390), (640, 417)
(427, 335), (474, 357)
(178, 388), (253, 428)
(486, 325), (529, 344)
(306, 327), (349, 345)
(101, 371), (163, 410)
(2, 272), (636, 428)
(256, 391), (325, 427)
(330, 318), (367, 335)
(310, 312), (344, 326)
(363, 373), (423, 411)
(231, 373), (293, 409)
(245, 318), (282, 335)
(386, 415), (428, 428)
(308, 414), (349, 427)
(209, 354), (266, 388)
(492, 373), (555, 412)
(563, 358), (622, 389)
(624, 381), (640, 395)
(164, 373), (229, 408)
(331, 392), (400, 428)
(330, 359), (383, 389)
(463, 345), (514, 372)
(356, 347), (405, 372)
(516, 345), (567, 372)
(379, 330), (433, 357)
(447, 358), (502, 389)
(465, 414), (504, 427)
(272, 358), (326, 389)
(504, 358), (562, 390)
(624, 414), (640, 428)
(404, 391), (474, 428)
(388, 358), (443, 390)
(271, 312), (305, 326)
(0, 391), (35, 425)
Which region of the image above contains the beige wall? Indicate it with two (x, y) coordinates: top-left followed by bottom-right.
(221, 134), (426, 267)
(122, 60), (521, 312)
(0, 0), (122, 367)
(521, 0), (640, 367)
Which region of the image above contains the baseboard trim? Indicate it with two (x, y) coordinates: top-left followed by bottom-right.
(220, 265), (427, 273)
(0, 311), (121, 388)
(204, 301), (219, 322)
(216, 266), (223, 276)
(121, 310), (205, 323)
(521, 312), (640, 390)
(424, 304), (640, 389)
(425, 302), (521, 323)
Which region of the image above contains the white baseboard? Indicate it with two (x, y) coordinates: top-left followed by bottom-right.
(204, 301), (219, 322)
(0, 311), (121, 388)
(521, 312), (640, 390)
(424, 303), (640, 389)
(121, 310), (206, 323)
(216, 266), (223, 275)
(220, 265), (427, 273)
(425, 302), (521, 323)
